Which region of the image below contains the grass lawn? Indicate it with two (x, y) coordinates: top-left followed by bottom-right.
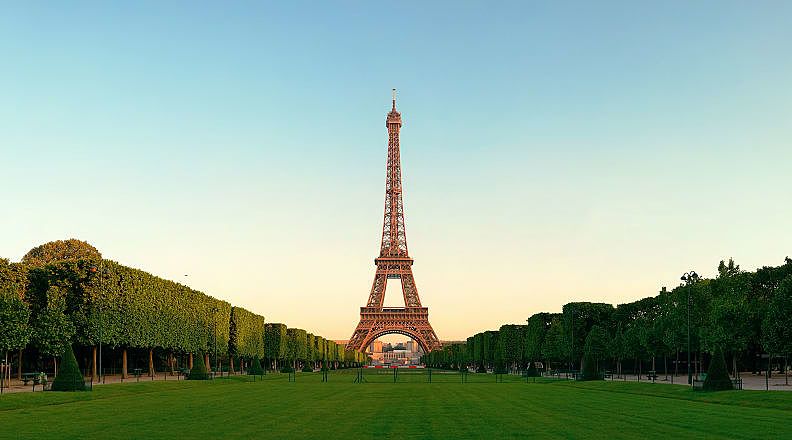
(1, 370), (790, 439)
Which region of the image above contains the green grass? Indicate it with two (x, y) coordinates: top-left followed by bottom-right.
(1, 371), (790, 439)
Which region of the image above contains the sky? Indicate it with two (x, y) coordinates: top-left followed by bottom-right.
(1, 1), (791, 341)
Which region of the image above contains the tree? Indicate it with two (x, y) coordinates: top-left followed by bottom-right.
(717, 258), (741, 278)
(581, 325), (607, 380)
(51, 344), (86, 391)
(22, 239), (101, 267)
(542, 316), (566, 370)
(0, 288), (30, 358)
(31, 286), (76, 366)
(762, 275), (792, 385)
(609, 324), (626, 377)
(563, 302), (615, 368)
(703, 272), (753, 377)
(264, 323), (287, 370)
(286, 328), (307, 369)
(497, 324), (525, 373)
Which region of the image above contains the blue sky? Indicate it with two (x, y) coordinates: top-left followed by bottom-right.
(2, 1), (791, 340)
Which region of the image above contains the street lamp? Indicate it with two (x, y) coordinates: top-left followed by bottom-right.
(212, 306), (218, 376)
(681, 271), (699, 385)
(90, 262), (104, 384)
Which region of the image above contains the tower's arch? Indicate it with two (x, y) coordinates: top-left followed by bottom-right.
(360, 329), (430, 354)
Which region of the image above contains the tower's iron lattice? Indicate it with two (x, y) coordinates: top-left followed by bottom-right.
(346, 91), (441, 353)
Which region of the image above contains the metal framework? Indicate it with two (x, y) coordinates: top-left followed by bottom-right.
(346, 90), (441, 353)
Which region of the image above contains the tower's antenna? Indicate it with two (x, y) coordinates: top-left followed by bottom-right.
(392, 88), (396, 110)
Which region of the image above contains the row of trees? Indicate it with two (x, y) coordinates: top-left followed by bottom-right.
(0, 239), (365, 380)
(263, 324), (366, 371)
(425, 258), (792, 381)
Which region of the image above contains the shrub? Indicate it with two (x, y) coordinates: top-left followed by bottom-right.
(188, 352), (209, 380)
(248, 356), (264, 375)
(301, 364), (313, 372)
(280, 365), (295, 373)
(476, 364), (486, 373)
(321, 361), (330, 372)
(525, 361), (540, 377)
(580, 352), (601, 381)
(51, 345), (86, 391)
(703, 348), (733, 391)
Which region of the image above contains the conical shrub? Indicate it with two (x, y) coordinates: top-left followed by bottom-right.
(580, 353), (601, 381)
(51, 344), (86, 391)
(526, 361), (540, 377)
(188, 351), (209, 380)
(703, 348), (733, 391)
(301, 363), (313, 372)
(249, 356), (264, 375)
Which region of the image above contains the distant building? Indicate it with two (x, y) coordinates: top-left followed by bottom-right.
(367, 338), (422, 365)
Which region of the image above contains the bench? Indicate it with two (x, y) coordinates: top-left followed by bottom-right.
(22, 372), (46, 386)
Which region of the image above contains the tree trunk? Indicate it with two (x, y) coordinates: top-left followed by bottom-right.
(188, 353), (193, 369)
(92, 346), (98, 378)
(122, 349), (128, 379)
(785, 356), (788, 386)
(664, 355), (668, 380)
(205, 354), (211, 372)
(733, 354), (738, 379)
(54, 356), (58, 377)
(17, 349), (23, 380)
(675, 350), (679, 378)
(148, 349), (155, 377)
(230, 356), (235, 374)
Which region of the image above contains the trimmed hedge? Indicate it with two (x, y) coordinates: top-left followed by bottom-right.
(248, 356), (264, 375)
(188, 352), (209, 380)
(51, 345), (85, 391)
(703, 348), (733, 391)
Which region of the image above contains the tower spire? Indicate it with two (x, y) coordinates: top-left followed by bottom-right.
(392, 88), (396, 111)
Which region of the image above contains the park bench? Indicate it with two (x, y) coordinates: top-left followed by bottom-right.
(178, 368), (190, 379)
(22, 372), (46, 386)
(604, 371), (614, 380)
(646, 371), (658, 382)
(131, 368), (143, 382)
(22, 372), (48, 391)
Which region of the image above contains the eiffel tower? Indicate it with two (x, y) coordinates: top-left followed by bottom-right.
(345, 90), (441, 353)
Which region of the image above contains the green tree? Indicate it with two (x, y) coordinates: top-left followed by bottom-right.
(31, 286), (76, 366)
(264, 323), (287, 370)
(581, 326), (607, 381)
(22, 239), (101, 267)
(703, 272), (753, 377)
(762, 275), (792, 384)
(0, 288), (30, 358)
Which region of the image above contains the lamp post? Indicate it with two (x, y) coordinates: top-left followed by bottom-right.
(90, 263), (104, 384)
(212, 306), (218, 376)
(681, 271), (699, 385)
